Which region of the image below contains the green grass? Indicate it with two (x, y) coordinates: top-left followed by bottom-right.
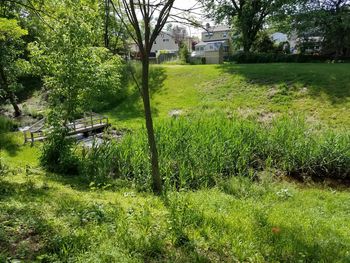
(1, 171), (350, 262)
(1, 63), (350, 262)
(106, 63), (350, 129)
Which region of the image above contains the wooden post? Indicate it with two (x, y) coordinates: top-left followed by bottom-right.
(91, 112), (93, 128)
(24, 131), (27, 144)
(30, 132), (34, 147)
(73, 120), (76, 131)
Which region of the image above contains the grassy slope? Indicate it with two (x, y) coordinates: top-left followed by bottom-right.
(107, 63), (350, 129)
(1, 172), (350, 262)
(1, 63), (350, 261)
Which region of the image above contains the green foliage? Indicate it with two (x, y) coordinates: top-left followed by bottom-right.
(0, 115), (15, 133)
(252, 31), (275, 53)
(29, 1), (127, 119)
(229, 52), (350, 63)
(3, 168), (350, 261)
(200, 0), (295, 52)
(80, 140), (119, 184)
(40, 115), (79, 175)
(0, 18), (31, 115)
(179, 44), (189, 64)
(79, 116), (349, 190)
(0, 18), (28, 41)
(0, 158), (9, 177)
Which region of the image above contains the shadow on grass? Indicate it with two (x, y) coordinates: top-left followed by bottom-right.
(0, 132), (20, 156)
(0, 179), (50, 201)
(0, 191), (55, 261)
(45, 173), (92, 192)
(218, 63), (350, 104)
(106, 67), (167, 124)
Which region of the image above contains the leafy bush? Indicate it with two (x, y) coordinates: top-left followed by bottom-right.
(229, 52), (350, 63)
(80, 116), (349, 191)
(40, 124), (79, 175)
(0, 116), (16, 133)
(179, 44), (189, 64)
(252, 32), (275, 53)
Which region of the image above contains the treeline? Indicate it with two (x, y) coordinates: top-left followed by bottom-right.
(0, 0), (129, 118)
(201, 0), (350, 57)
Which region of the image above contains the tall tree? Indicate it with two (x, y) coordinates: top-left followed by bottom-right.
(200, 0), (294, 52)
(111, 0), (178, 194)
(0, 18), (28, 117)
(29, 0), (126, 121)
(298, 0), (350, 56)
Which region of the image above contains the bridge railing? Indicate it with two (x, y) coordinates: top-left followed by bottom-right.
(23, 112), (109, 144)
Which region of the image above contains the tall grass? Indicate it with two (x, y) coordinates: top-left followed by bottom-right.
(0, 116), (16, 133)
(80, 115), (349, 190)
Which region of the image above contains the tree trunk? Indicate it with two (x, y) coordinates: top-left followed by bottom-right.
(242, 30), (253, 53)
(243, 37), (252, 53)
(8, 92), (21, 117)
(0, 66), (21, 117)
(104, 0), (110, 48)
(141, 58), (162, 194)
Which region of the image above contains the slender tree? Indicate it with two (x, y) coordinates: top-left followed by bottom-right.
(110, 0), (179, 194)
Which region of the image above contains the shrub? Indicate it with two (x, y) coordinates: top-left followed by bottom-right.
(0, 116), (16, 133)
(228, 52), (350, 63)
(179, 44), (189, 64)
(40, 125), (79, 175)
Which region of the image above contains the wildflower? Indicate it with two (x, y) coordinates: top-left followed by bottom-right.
(272, 227), (281, 234)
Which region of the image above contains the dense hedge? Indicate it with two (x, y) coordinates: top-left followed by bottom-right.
(228, 52), (350, 64)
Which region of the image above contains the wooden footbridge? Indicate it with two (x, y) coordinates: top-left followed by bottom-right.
(23, 112), (109, 144)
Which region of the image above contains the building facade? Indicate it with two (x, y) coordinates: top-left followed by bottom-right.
(201, 25), (232, 58)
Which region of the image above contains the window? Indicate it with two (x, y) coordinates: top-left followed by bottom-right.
(223, 32), (227, 38)
(154, 41), (157, 44)
(163, 39), (169, 42)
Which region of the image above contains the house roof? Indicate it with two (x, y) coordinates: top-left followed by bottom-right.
(204, 25), (230, 33)
(195, 40), (225, 47)
(196, 41), (207, 46)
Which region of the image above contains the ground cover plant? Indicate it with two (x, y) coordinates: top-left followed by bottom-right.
(1, 63), (350, 262)
(0, 170), (350, 262)
(79, 115), (350, 191)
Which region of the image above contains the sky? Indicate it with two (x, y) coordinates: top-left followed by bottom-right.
(171, 0), (208, 37)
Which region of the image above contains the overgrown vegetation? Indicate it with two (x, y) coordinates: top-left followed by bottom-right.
(0, 170), (350, 262)
(46, 115), (349, 191)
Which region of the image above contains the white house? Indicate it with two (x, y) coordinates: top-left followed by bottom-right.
(271, 32), (288, 44)
(201, 25), (232, 57)
(193, 41), (224, 64)
(192, 24), (232, 64)
(130, 31), (179, 58)
(151, 31), (178, 56)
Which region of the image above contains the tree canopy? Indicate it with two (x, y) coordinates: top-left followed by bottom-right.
(0, 18), (29, 116)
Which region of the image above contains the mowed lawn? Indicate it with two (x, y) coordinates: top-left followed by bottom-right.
(1, 63), (350, 262)
(106, 63), (350, 129)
